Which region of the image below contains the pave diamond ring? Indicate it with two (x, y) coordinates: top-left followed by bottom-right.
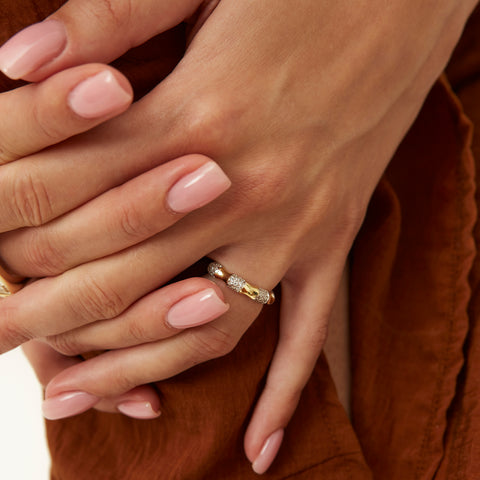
(208, 262), (275, 305)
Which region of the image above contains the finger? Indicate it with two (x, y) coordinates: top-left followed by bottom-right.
(37, 249), (282, 413)
(0, 156), (231, 275)
(0, 40), (226, 233)
(0, 0), (204, 81)
(22, 340), (161, 420)
(45, 278), (229, 356)
(0, 213), (220, 354)
(41, 280), (261, 400)
(0, 64), (132, 164)
(0, 213), (270, 354)
(244, 261), (346, 475)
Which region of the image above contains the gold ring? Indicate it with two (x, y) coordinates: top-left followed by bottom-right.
(0, 266), (26, 298)
(208, 262), (275, 305)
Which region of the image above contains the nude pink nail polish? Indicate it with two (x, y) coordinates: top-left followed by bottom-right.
(166, 162), (231, 213)
(117, 401), (161, 420)
(252, 429), (284, 475)
(68, 71), (132, 119)
(42, 391), (99, 420)
(0, 20), (67, 79)
(167, 288), (229, 328)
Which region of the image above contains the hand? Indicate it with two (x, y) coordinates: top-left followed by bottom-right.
(0, 0), (477, 474)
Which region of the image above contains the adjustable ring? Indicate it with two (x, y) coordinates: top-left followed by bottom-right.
(0, 266), (26, 298)
(208, 262), (275, 305)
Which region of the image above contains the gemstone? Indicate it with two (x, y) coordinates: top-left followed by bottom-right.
(256, 289), (271, 305)
(208, 262), (223, 277)
(227, 274), (246, 293)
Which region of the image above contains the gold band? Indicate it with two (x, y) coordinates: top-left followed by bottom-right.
(0, 267), (26, 298)
(208, 262), (275, 305)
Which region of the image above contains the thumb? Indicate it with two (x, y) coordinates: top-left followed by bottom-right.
(0, 0), (204, 81)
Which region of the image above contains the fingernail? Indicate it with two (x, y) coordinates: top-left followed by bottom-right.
(68, 71), (132, 119)
(167, 288), (229, 328)
(117, 401), (161, 420)
(0, 20), (67, 79)
(42, 391), (99, 420)
(252, 429), (284, 475)
(166, 162), (231, 213)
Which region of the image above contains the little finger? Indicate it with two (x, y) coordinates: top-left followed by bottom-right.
(244, 258), (348, 474)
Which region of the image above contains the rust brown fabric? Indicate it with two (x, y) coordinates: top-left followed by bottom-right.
(2, 2), (480, 479)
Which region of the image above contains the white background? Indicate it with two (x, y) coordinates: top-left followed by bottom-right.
(0, 347), (50, 479)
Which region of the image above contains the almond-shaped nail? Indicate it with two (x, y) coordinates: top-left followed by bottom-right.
(42, 391), (99, 420)
(252, 429), (284, 475)
(68, 71), (132, 119)
(167, 288), (229, 328)
(117, 401), (161, 420)
(166, 162), (231, 213)
(0, 20), (67, 79)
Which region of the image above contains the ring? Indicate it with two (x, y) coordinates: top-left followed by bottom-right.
(0, 266), (26, 298)
(208, 262), (275, 305)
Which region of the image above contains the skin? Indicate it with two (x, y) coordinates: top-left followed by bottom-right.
(0, 0), (478, 472)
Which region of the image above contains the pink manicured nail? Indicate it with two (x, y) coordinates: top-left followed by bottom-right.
(42, 391), (99, 420)
(0, 20), (67, 79)
(68, 71), (132, 119)
(252, 429), (284, 475)
(166, 162), (231, 213)
(167, 288), (229, 328)
(117, 401), (161, 420)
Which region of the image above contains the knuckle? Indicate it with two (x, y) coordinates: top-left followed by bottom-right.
(10, 172), (53, 227)
(182, 95), (234, 151)
(263, 378), (303, 411)
(183, 325), (237, 362)
(0, 306), (32, 352)
(108, 367), (136, 394)
(70, 275), (127, 322)
(46, 332), (83, 357)
(117, 201), (153, 242)
(23, 231), (67, 276)
(126, 317), (155, 344)
(32, 102), (64, 143)
(84, 0), (131, 31)
(0, 141), (19, 165)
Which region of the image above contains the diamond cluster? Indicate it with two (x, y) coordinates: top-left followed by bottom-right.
(208, 262), (223, 277)
(227, 274), (246, 293)
(256, 289), (271, 305)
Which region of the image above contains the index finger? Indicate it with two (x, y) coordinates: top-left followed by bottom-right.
(0, 63), (132, 164)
